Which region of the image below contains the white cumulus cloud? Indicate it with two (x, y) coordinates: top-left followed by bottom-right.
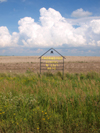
(71, 8), (92, 18)
(0, 27), (12, 47)
(17, 8), (86, 47)
(0, 7), (100, 48)
(0, 26), (18, 47)
(90, 19), (100, 34)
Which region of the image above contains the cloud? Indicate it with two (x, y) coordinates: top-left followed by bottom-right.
(97, 41), (100, 46)
(0, 7), (100, 49)
(71, 8), (92, 18)
(17, 8), (86, 47)
(0, 27), (12, 47)
(88, 40), (96, 46)
(0, 0), (7, 3)
(0, 26), (18, 47)
(90, 20), (100, 34)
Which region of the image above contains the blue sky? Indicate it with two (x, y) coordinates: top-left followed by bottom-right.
(0, 0), (100, 56)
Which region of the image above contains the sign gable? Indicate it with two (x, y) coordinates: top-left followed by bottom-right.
(39, 48), (66, 58)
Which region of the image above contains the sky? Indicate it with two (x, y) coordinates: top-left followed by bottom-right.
(0, 0), (100, 56)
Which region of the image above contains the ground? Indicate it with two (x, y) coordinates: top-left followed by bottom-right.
(0, 56), (100, 73)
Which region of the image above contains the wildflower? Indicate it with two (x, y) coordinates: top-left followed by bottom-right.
(42, 111), (43, 113)
(43, 118), (45, 121)
(45, 112), (47, 114)
(76, 124), (78, 126)
(14, 113), (15, 115)
(2, 112), (5, 114)
(24, 118), (26, 120)
(37, 127), (39, 130)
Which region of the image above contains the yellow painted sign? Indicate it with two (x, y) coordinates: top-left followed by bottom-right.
(39, 49), (64, 75)
(46, 61), (58, 63)
(41, 57), (63, 70)
(47, 67), (56, 70)
(46, 63), (58, 69)
(41, 57), (63, 60)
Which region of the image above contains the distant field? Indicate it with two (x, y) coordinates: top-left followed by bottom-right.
(0, 56), (100, 73)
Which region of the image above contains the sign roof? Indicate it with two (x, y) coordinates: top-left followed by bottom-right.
(39, 48), (66, 59)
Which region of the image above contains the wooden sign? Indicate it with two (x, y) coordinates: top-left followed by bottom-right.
(39, 48), (65, 75)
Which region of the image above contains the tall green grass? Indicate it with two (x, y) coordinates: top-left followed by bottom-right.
(0, 71), (100, 133)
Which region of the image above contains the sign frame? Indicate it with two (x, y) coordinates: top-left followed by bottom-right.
(39, 48), (66, 76)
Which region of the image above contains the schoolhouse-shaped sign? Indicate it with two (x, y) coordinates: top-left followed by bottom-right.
(39, 48), (65, 75)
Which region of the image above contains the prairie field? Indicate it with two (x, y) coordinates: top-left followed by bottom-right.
(0, 56), (100, 133)
(0, 56), (100, 73)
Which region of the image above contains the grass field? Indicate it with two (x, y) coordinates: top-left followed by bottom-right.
(0, 71), (100, 133)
